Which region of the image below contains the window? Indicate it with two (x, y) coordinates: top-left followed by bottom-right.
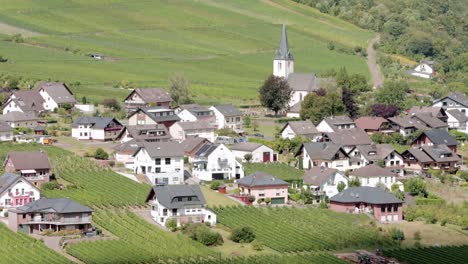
(30, 197), (35, 202)
(163, 209), (167, 216)
(276, 193), (280, 196)
(381, 206), (386, 213)
(21, 189), (24, 195)
(5, 199), (10, 205)
(80, 132), (82, 136)
(173, 177), (179, 182)
(155, 158), (161, 165)
(178, 197), (182, 202)
(165, 158), (171, 165)
(172, 209), (177, 215)
(155, 167), (161, 173)
(384, 177), (387, 183)
(278, 62), (282, 70)
(259, 193), (265, 197)
(188, 197), (192, 201)
(160, 217), (164, 222)
(208, 215), (211, 220)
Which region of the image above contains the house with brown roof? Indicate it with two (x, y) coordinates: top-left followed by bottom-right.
(316, 115), (356, 133)
(180, 136), (209, 157)
(127, 107), (180, 129)
(322, 128), (372, 154)
(280, 120), (320, 140)
(37, 82), (76, 111)
(408, 106), (447, 122)
(349, 144), (404, 175)
(2, 90), (45, 115)
(209, 105), (243, 131)
(349, 164), (400, 190)
(387, 116), (427, 137)
(446, 109), (468, 134)
(402, 145), (460, 172)
(354, 116), (393, 134)
(303, 167), (348, 201)
(113, 140), (143, 170)
(230, 142), (277, 163)
(124, 88), (173, 114)
(297, 142), (355, 171)
(411, 129), (458, 152)
(3, 151), (51, 188)
(120, 124), (171, 143)
(169, 120), (216, 142)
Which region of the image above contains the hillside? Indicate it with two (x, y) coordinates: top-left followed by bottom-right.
(0, 0), (373, 105)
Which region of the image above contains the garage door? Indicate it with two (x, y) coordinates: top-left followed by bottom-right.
(271, 198), (285, 204)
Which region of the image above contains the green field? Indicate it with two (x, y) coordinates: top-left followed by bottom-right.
(243, 162), (304, 181)
(213, 206), (394, 252)
(0, 0), (372, 104)
(383, 245), (468, 264)
(0, 223), (73, 264)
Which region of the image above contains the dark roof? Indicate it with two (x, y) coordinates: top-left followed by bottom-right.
(176, 120), (214, 130)
(433, 92), (468, 107)
(325, 128), (372, 146)
(113, 140), (143, 155)
(148, 185), (206, 209)
(125, 88), (172, 103)
(133, 107), (180, 123)
(6, 151), (51, 170)
(0, 120), (12, 132)
(230, 142), (263, 152)
(417, 129), (457, 146)
(356, 144), (396, 161)
(388, 116), (427, 129)
(303, 167), (342, 186)
(281, 120), (319, 137)
(408, 106), (445, 118)
(179, 104), (212, 114)
(14, 198), (93, 213)
(237, 171), (288, 187)
(421, 145), (460, 162)
(446, 109), (468, 123)
(412, 113), (447, 129)
(350, 164), (396, 178)
(323, 115), (355, 126)
(403, 148), (433, 163)
(138, 141), (184, 158)
(72, 116), (121, 129)
(330, 187), (403, 204)
(180, 136), (209, 153)
(0, 173), (31, 194)
(288, 101), (301, 113)
(354, 116), (388, 131)
(38, 82), (75, 104)
(0, 112), (41, 122)
(125, 124), (170, 141)
(287, 73), (316, 92)
(194, 143), (219, 158)
(8, 90), (45, 112)
(301, 142), (346, 160)
(274, 24), (293, 60)
(211, 105), (242, 117)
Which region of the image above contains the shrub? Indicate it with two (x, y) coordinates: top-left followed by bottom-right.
(337, 181), (346, 193)
(252, 240), (264, 251)
(319, 202), (328, 209)
(165, 219), (178, 232)
(244, 153), (252, 163)
(415, 197), (445, 206)
(289, 192), (301, 202)
(230, 226), (255, 243)
(257, 198), (264, 204)
(413, 231), (421, 241)
(348, 177), (361, 187)
(440, 219), (447, 226)
(388, 227), (405, 243)
(102, 98), (121, 110)
(264, 197), (271, 205)
(247, 195), (256, 203)
(182, 223), (223, 246)
(108, 160), (115, 167)
(407, 177), (427, 197)
(41, 181), (59, 191)
(3, 211), (8, 217)
(94, 148), (109, 160)
(233, 188), (240, 195)
(210, 181), (222, 190)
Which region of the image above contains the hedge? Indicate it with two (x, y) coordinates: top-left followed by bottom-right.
(415, 197), (446, 206)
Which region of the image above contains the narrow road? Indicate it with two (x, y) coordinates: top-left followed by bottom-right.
(31, 235), (84, 264)
(367, 34), (384, 88)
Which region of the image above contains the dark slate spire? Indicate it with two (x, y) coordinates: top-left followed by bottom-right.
(274, 24), (293, 60)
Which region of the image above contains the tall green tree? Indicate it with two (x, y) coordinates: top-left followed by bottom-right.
(300, 92), (345, 123)
(375, 81), (409, 110)
(259, 75), (292, 116)
(342, 87), (357, 117)
(169, 74), (193, 105)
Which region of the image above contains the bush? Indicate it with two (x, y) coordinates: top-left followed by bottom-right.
(337, 181), (346, 193)
(165, 219), (178, 232)
(407, 177), (427, 197)
(41, 181), (59, 191)
(182, 223), (223, 246)
(388, 227), (405, 243)
(257, 198), (264, 204)
(319, 202), (328, 209)
(102, 98), (121, 110)
(230, 226), (255, 243)
(210, 181), (222, 190)
(94, 148), (109, 160)
(108, 160), (115, 167)
(264, 197), (271, 205)
(247, 195), (256, 203)
(233, 188), (240, 195)
(289, 192), (301, 202)
(415, 197), (445, 206)
(244, 153), (252, 163)
(440, 219), (447, 226)
(252, 240), (264, 251)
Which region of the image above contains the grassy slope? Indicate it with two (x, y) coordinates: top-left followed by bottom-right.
(0, 0), (372, 104)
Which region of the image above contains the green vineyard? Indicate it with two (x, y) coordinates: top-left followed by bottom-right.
(0, 223), (72, 264)
(66, 209), (217, 263)
(213, 206), (395, 252)
(383, 245), (468, 264)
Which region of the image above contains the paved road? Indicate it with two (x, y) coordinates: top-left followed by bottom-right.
(367, 35), (384, 89)
(31, 234), (84, 263)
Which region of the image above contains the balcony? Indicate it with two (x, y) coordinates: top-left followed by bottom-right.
(9, 191), (34, 197)
(28, 217), (91, 225)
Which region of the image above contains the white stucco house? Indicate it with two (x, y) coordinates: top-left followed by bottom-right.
(146, 185), (216, 227)
(37, 82), (76, 111)
(0, 173), (41, 216)
(280, 120), (320, 140)
(349, 144), (404, 175)
(190, 143), (244, 181)
(209, 105), (243, 131)
(298, 142), (356, 171)
(432, 92), (468, 115)
(446, 109), (468, 133)
(169, 121), (216, 142)
(409, 61), (435, 79)
(175, 104), (215, 123)
(133, 142), (184, 185)
(230, 142), (278, 163)
(303, 167), (348, 201)
(71, 116), (124, 141)
(349, 164), (402, 191)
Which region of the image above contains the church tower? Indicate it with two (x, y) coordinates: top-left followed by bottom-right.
(273, 24), (294, 78)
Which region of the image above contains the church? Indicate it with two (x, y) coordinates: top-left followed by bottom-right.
(273, 25), (334, 117)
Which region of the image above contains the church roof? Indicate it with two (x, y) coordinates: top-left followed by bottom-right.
(274, 24), (293, 60)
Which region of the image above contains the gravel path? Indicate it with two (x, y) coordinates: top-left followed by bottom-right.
(367, 35), (384, 88)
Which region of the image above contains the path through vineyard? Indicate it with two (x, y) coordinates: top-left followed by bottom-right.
(32, 235), (84, 264)
(367, 34), (384, 88)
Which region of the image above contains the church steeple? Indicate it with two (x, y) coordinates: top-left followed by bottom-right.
(273, 24), (294, 78)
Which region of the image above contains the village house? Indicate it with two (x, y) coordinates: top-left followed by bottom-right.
(133, 141), (184, 185)
(387, 116), (427, 137)
(237, 172), (289, 205)
(349, 164), (400, 190)
(354, 116), (393, 134)
(113, 140), (143, 170)
(322, 128), (372, 154)
(432, 92), (468, 115)
(0, 120), (13, 142)
(402, 145), (460, 173)
(446, 109), (468, 133)
(0, 173), (40, 215)
(411, 129), (457, 152)
(329, 186), (403, 223)
(280, 120), (320, 140)
(124, 88), (173, 114)
(408, 106), (448, 122)
(230, 142), (277, 163)
(127, 107), (180, 128)
(0, 112), (43, 129)
(175, 104), (215, 124)
(4, 151), (51, 188)
(2, 90), (45, 115)
(8, 198), (93, 234)
(37, 82), (76, 111)
(71, 116), (124, 141)
(209, 105), (243, 131)
(409, 60), (435, 79)
(146, 185), (216, 227)
(180, 136), (210, 157)
(299, 142), (354, 171)
(169, 120), (216, 142)
(317, 116), (356, 133)
(410, 113), (448, 130)
(190, 142), (244, 181)
(350, 144), (404, 175)
(120, 124), (171, 143)
(302, 167), (348, 201)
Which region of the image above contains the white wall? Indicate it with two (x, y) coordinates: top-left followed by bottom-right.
(134, 149), (183, 184)
(2, 100), (24, 115)
(316, 120), (334, 133)
(177, 110), (197, 122)
(232, 145), (275, 163)
(209, 107), (226, 129)
(192, 144), (244, 181)
(72, 125), (93, 140)
(39, 90), (59, 111)
(281, 124), (296, 139)
(322, 172), (348, 198)
(414, 63), (434, 75)
(289, 91), (309, 107)
(350, 175), (396, 190)
(0, 131), (13, 142)
(273, 59), (294, 79)
(302, 148), (353, 171)
(75, 104), (95, 113)
(150, 198), (216, 227)
(0, 179), (40, 210)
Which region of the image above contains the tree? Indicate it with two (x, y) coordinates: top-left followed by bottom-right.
(81, 96), (87, 104)
(244, 153), (252, 163)
(165, 219), (178, 232)
(407, 177), (427, 197)
(169, 74), (193, 105)
(210, 181), (222, 190)
(259, 75), (292, 116)
(342, 87), (357, 117)
(337, 181), (346, 193)
(61, 103), (73, 111)
(102, 98), (121, 111)
(348, 177), (361, 187)
(94, 148), (109, 160)
(243, 115), (251, 128)
(370, 104), (399, 118)
(375, 81), (409, 110)
(230, 226), (255, 243)
(300, 92), (345, 123)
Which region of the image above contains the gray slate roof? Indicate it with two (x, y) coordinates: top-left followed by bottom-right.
(408, 106), (446, 118)
(0, 120), (12, 132)
(6, 151), (51, 170)
(433, 92), (468, 107)
(282, 120), (319, 137)
(418, 129), (457, 146)
(287, 73), (316, 92)
(301, 142), (347, 160)
(180, 136), (209, 153)
(446, 109), (468, 123)
(8, 90), (45, 112)
(303, 167), (342, 186)
(356, 144), (396, 161)
(274, 24), (293, 60)
(330, 187), (403, 204)
(421, 145), (460, 162)
(325, 128), (372, 146)
(388, 116), (427, 129)
(230, 142), (263, 152)
(14, 198), (93, 213)
(350, 164), (396, 178)
(72, 116), (121, 129)
(125, 124), (170, 141)
(113, 139), (143, 155)
(137, 107), (180, 123)
(0, 173), (24, 194)
(125, 88), (172, 103)
(176, 120), (214, 130)
(323, 115), (355, 126)
(149, 185), (206, 209)
(237, 171), (288, 187)
(404, 148), (433, 163)
(412, 113), (447, 129)
(212, 105), (242, 117)
(138, 141), (184, 158)
(38, 82), (76, 104)
(179, 104), (212, 114)
(0, 112), (41, 122)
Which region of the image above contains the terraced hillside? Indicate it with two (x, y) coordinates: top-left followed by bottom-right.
(0, 0), (372, 104)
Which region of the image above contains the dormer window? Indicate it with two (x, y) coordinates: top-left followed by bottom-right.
(368, 151), (377, 156)
(178, 197), (182, 202)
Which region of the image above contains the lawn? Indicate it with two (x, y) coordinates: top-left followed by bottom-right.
(0, 0), (372, 105)
(426, 179), (468, 205)
(243, 162), (304, 181)
(201, 185), (239, 207)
